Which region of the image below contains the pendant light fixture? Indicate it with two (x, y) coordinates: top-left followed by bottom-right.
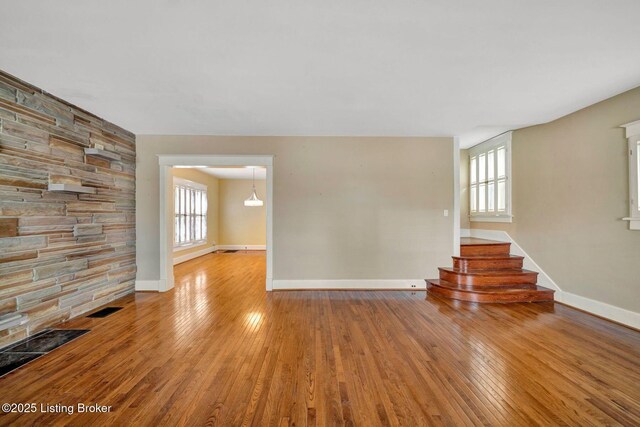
(244, 167), (264, 207)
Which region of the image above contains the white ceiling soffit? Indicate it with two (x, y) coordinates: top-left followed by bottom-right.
(196, 167), (266, 180)
(1, 1), (640, 148)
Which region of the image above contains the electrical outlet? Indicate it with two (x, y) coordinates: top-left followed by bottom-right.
(444, 209), (449, 217)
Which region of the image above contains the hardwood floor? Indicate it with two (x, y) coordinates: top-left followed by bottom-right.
(1, 251), (639, 426)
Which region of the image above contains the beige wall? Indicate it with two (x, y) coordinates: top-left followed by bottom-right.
(472, 86), (640, 312)
(459, 148), (470, 229)
(171, 168), (219, 259)
(219, 179), (266, 246)
(136, 136), (454, 281)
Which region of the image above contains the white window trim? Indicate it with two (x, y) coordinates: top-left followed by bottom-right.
(174, 176), (207, 191)
(469, 131), (513, 223)
(173, 177), (208, 250)
(621, 119), (640, 230)
(173, 241), (208, 253)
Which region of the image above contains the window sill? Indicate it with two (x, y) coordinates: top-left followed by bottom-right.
(622, 218), (640, 230)
(173, 241), (208, 253)
(470, 215), (513, 223)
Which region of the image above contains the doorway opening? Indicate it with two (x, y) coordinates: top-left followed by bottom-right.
(158, 155), (273, 292)
(171, 165), (267, 288)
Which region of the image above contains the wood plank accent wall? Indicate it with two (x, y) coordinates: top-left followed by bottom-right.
(0, 70), (136, 348)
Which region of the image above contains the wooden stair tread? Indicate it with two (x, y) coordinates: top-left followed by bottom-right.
(460, 237), (509, 246)
(427, 280), (549, 293)
(439, 267), (537, 276)
(452, 254), (524, 260)
(426, 280), (555, 303)
(428, 238), (553, 303)
(460, 241), (511, 257)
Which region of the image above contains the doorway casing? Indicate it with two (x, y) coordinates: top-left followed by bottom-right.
(158, 154), (274, 292)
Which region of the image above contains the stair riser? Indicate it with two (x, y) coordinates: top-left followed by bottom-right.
(439, 270), (538, 286)
(430, 282), (537, 291)
(453, 258), (523, 271)
(460, 244), (511, 257)
(427, 283), (554, 303)
(433, 239), (551, 304)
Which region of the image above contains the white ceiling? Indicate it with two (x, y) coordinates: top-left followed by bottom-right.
(195, 167), (266, 180)
(1, 1), (640, 148)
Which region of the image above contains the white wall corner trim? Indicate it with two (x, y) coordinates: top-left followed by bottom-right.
(217, 245), (266, 251)
(469, 228), (640, 329)
(272, 279), (426, 290)
(135, 279), (166, 292)
(453, 137), (461, 257)
(555, 291), (640, 330)
(173, 245), (217, 265)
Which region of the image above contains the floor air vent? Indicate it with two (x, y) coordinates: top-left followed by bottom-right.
(0, 329), (90, 377)
(87, 307), (123, 318)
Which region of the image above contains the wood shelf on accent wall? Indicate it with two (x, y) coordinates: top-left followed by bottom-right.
(47, 183), (96, 194)
(84, 147), (122, 161)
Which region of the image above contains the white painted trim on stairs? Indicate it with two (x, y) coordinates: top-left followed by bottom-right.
(463, 228), (560, 291)
(217, 245), (266, 251)
(464, 228), (640, 329)
(135, 279), (166, 292)
(173, 245), (217, 265)
(272, 280), (426, 290)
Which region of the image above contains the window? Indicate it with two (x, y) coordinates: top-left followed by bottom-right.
(174, 178), (208, 247)
(621, 119), (640, 230)
(469, 132), (512, 222)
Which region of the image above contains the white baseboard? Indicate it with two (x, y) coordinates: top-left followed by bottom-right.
(173, 245), (216, 265)
(556, 291), (640, 329)
(135, 280), (160, 291)
(272, 279), (426, 290)
(135, 279), (170, 292)
(217, 245), (266, 251)
(460, 228), (471, 237)
(468, 228), (639, 329)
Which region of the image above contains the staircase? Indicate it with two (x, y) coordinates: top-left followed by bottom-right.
(426, 238), (555, 303)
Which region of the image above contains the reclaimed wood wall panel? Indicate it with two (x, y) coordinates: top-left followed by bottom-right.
(0, 70), (136, 348)
(0, 218), (18, 237)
